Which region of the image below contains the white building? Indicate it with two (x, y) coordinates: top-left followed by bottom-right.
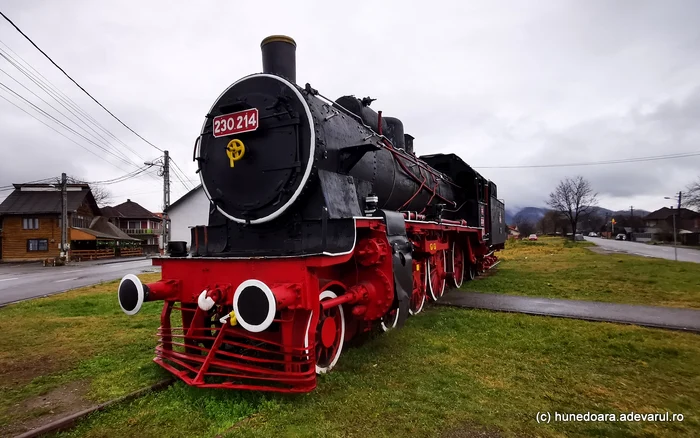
(166, 185), (209, 247)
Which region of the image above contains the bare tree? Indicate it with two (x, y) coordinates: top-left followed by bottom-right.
(90, 183), (113, 207)
(66, 176), (113, 207)
(579, 210), (605, 233)
(685, 178), (700, 211)
(547, 176), (598, 239)
(538, 210), (567, 235)
(514, 211), (536, 237)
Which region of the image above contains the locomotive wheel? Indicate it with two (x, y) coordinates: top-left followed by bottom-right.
(380, 306), (400, 332)
(409, 260), (427, 315)
(310, 290), (346, 374)
(451, 243), (465, 288)
(467, 263), (476, 281)
(427, 250), (447, 301)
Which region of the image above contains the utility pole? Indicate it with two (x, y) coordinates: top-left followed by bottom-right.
(674, 191), (681, 261)
(162, 150), (170, 254)
(145, 152), (171, 255)
(60, 172), (68, 260)
(665, 191), (682, 261)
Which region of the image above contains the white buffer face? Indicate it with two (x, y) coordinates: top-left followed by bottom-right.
(233, 279), (277, 333)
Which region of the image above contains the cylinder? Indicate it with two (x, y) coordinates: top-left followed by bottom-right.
(261, 35), (297, 83)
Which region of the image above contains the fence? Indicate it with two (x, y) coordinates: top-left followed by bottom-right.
(631, 233), (653, 242)
(71, 249), (115, 261)
(120, 248), (143, 257)
(121, 228), (156, 235)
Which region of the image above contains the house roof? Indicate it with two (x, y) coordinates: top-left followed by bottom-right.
(643, 207), (700, 221)
(0, 184), (98, 215)
(89, 216), (140, 241)
(99, 206), (119, 218)
(167, 185), (203, 212)
(101, 199), (160, 220)
(72, 227), (119, 240)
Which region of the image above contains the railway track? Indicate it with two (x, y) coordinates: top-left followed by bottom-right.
(13, 379), (174, 438)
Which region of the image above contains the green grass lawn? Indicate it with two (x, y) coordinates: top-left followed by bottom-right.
(0, 273), (169, 436)
(462, 237), (700, 308)
(1, 245), (699, 438)
(57, 307), (700, 438)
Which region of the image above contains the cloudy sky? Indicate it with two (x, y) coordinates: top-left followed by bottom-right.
(1, 0), (699, 214)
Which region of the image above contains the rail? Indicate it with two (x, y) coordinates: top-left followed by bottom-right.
(120, 248), (143, 257)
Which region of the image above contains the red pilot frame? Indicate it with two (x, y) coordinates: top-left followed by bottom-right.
(117, 216), (500, 393)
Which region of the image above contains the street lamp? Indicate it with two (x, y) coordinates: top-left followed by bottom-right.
(664, 191), (682, 261)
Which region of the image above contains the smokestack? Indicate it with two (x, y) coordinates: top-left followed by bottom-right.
(261, 35), (297, 83)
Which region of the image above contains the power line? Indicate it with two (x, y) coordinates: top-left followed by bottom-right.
(0, 48), (134, 163)
(77, 165), (155, 185)
(473, 151), (700, 169)
(0, 92), (131, 173)
(169, 160), (194, 190)
(0, 176), (57, 191)
(0, 64), (135, 165)
(0, 79), (138, 169)
(170, 159), (194, 190)
(0, 40), (148, 162)
(0, 11), (164, 153)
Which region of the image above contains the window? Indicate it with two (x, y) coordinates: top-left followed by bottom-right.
(23, 218), (39, 229)
(72, 215), (90, 228)
(27, 239), (48, 251)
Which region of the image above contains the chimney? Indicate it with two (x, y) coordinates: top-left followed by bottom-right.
(261, 35), (296, 83)
(127, 199), (131, 202)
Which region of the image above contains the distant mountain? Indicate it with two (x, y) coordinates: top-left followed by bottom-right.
(590, 206), (650, 218)
(505, 206), (651, 225)
(505, 207), (548, 224)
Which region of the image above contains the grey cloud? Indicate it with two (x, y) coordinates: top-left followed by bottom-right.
(1, 0), (699, 214)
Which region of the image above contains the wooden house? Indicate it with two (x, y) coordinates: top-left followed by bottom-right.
(0, 183), (141, 262)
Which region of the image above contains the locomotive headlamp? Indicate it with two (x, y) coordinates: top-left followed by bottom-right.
(118, 274), (180, 316)
(233, 280), (277, 332)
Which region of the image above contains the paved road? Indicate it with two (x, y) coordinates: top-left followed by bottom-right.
(0, 258), (159, 306)
(584, 236), (700, 263)
(439, 290), (700, 333)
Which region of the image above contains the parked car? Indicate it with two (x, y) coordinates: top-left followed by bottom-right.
(615, 233), (627, 241)
(588, 232), (599, 237)
(528, 234), (538, 241)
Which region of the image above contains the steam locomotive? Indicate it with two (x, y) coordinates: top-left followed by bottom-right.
(117, 35), (506, 393)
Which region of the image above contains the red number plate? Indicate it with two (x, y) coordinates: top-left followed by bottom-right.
(212, 108), (259, 137)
